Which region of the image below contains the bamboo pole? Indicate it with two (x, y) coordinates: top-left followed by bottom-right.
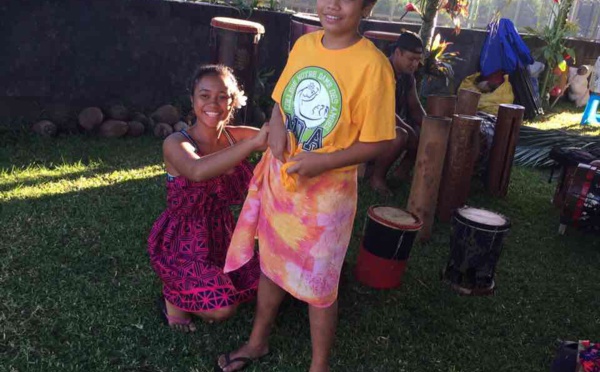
(486, 104), (525, 197)
(436, 115), (483, 222)
(407, 115), (452, 242)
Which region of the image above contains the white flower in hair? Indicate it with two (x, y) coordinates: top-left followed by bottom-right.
(235, 92), (248, 109)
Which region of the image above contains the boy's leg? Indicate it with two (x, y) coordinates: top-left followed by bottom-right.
(308, 300), (338, 372)
(217, 273), (286, 372)
(369, 127), (408, 195)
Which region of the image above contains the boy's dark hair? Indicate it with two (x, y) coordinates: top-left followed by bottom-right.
(363, 0), (377, 8)
(188, 64), (245, 123)
(393, 30), (424, 54)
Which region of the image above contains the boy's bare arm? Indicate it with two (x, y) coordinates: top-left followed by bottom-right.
(267, 103), (288, 161)
(286, 140), (392, 178)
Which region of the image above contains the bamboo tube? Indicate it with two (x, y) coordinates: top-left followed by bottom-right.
(486, 104), (525, 197)
(436, 115), (483, 222)
(426, 95), (457, 117)
(407, 116), (453, 242)
(456, 89), (482, 116)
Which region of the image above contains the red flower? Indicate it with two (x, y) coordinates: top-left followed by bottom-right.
(405, 3), (418, 12)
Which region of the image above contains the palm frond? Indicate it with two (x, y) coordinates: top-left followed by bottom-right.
(514, 126), (600, 167)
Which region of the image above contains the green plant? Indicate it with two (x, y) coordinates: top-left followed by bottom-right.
(251, 68), (276, 125)
(422, 33), (463, 85)
(399, 0), (469, 50)
(524, 0), (577, 106)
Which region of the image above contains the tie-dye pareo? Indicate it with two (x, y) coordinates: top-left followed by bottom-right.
(224, 136), (358, 307)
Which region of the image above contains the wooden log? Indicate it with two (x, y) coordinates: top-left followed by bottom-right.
(46, 103), (77, 133)
(425, 95), (456, 117)
(127, 121), (145, 137)
(486, 104), (525, 197)
(78, 107), (104, 131)
(154, 122), (173, 139)
(436, 115), (483, 222)
(107, 104), (130, 121)
(31, 120), (57, 137)
(407, 116), (452, 242)
(173, 121), (189, 132)
(132, 112), (151, 132)
(98, 120), (128, 138)
(151, 105), (180, 125)
(455, 89), (481, 116)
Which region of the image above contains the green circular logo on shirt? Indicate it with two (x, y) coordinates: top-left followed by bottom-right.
(281, 67), (341, 149)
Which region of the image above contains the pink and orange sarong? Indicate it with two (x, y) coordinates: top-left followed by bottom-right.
(224, 135), (357, 307)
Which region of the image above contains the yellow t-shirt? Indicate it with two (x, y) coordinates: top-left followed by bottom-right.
(272, 30), (396, 152)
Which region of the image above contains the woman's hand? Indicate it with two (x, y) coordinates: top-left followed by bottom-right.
(250, 123), (269, 151)
(286, 152), (331, 178)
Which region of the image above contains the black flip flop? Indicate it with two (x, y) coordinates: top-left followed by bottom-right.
(214, 352), (253, 372)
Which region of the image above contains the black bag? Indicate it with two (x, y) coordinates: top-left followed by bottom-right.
(509, 67), (544, 120)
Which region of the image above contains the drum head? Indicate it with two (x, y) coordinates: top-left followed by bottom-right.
(456, 207), (510, 230)
(363, 30), (400, 41)
(369, 206), (422, 230)
(210, 17), (265, 34)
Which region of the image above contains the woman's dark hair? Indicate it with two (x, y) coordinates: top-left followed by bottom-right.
(188, 64), (246, 124)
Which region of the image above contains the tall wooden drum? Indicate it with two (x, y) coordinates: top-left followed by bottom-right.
(210, 17), (265, 125)
(355, 206), (423, 289)
(290, 13), (322, 50)
(442, 206), (511, 295)
(363, 30), (400, 55)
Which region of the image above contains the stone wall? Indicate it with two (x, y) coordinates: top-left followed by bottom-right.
(0, 0), (290, 121)
(1, 0), (599, 124)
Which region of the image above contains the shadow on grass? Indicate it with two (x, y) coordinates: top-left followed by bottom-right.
(0, 165), (151, 193)
(0, 133), (162, 172)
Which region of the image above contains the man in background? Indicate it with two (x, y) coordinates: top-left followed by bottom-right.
(369, 31), (426, 195)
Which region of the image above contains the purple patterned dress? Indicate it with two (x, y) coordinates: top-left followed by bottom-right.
(148, 129), (260, 312)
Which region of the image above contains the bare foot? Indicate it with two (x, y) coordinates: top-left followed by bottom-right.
(369, 177), (393, 197)
(164, 299), (197, 333)
(216, 343), (269, 372)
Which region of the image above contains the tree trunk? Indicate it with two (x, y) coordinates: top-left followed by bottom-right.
(419, 0), (441, 50)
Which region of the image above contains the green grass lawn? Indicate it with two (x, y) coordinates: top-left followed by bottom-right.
(525, 102), (600, 136)
(1, 130), (599, 372)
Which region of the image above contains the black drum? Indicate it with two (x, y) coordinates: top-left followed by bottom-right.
(355, 206), (422, 289)
(210, 17), (265, 125)
(442, 206), (511, 295)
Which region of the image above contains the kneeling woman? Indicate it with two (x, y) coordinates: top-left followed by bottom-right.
(148, 64), (267, 332)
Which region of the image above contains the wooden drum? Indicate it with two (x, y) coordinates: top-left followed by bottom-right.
(210, 17), (265, 125)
